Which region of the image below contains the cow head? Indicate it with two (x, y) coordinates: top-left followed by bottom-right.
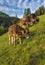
(21, 29), (29, 39)
(20, 17), (29, 29)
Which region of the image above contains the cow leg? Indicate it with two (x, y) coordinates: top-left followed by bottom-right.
(14, 37), (16, 47)
(9, 36), (11, 45)
(12, 37), (14, 45)
(19, 37), (21, 44)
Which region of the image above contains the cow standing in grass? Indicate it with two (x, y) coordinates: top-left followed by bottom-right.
(8, 24), (29, 46)
(19, 14), (39, 28)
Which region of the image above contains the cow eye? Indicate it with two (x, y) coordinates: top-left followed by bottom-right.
(24, 30), (26, 33)
(23, 23), (26, 25)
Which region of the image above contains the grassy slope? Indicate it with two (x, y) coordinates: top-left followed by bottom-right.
(0, 15), (45, 65)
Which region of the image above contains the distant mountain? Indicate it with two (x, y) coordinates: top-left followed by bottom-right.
(0, 12), (9, 17)
(0, 11), (20, 35)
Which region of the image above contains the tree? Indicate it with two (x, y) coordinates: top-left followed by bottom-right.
(23, 8), (31, 17)
(35, 6), (45, 16)
(23, 8), (27, 17)
(35, 9), (40, 16)
(39, 6), (44, 15)
(44, 8), (45, 13)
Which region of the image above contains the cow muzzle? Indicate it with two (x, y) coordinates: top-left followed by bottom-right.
(26, 36), (29, 39)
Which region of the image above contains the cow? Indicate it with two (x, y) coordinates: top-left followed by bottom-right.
(26, 14), (39, 25)
(19, 17), (29, 29)
(19, 13), (39, 30)
(8, 24), (29, 46)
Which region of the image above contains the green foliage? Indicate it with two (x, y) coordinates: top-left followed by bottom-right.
(23, 8), (31, 17)
(0, 12), (20, 35)
(35, 6), (45, 16)
(39, 6), (45, 15)
(35, 10), (40, 16)
(0, 14), (45, 65)
(10, 17), (19, 24)
(0, 12), (9, 17)
(0, 26), (7, 35)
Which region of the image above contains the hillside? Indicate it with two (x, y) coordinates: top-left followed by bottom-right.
(0, 14), (45, 65)
(0, 12), (20, 26)
(0, 12), (9, 17)
(0, 12), (20, 35)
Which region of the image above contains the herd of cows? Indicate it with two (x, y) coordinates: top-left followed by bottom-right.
(8, 14), (39, 46)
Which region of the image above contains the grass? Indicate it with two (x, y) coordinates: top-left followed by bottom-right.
(0, 14), (45, 65)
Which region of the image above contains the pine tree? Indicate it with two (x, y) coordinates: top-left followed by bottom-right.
(23, 8), (31, 17)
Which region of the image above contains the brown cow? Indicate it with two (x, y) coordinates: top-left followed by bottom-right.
(19, 14), (39, 28)
(26, 14), (39, 25)
(19, 14), (34, 30)
(19, 17), (29, 29)
(8, 24), (29, 46)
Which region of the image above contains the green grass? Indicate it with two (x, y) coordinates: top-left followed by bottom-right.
(0, 14), (45, 65)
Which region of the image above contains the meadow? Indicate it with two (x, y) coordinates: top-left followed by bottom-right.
(0, 14), (45, 65)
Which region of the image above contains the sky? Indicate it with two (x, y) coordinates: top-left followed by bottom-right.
(0, 0), (45, 18)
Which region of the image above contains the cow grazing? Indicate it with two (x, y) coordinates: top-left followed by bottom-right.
(8, 24), (29, 46)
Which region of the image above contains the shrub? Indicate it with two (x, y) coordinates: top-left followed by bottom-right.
(0, 26), (7, 36)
